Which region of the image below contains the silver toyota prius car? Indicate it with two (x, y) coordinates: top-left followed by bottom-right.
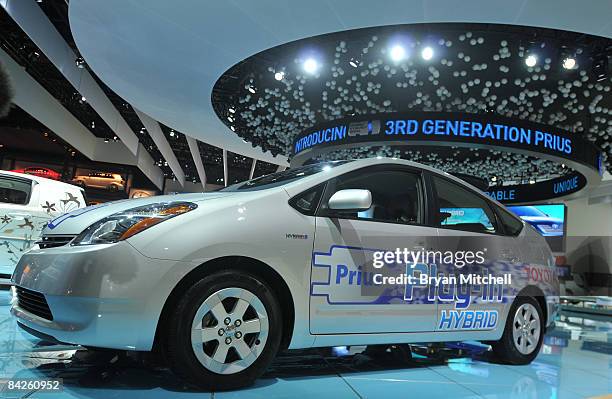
(11, 158), (559, 390)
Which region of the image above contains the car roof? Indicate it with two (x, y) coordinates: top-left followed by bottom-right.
(0, 170), (84, 192)
(284, 157), (505, 207)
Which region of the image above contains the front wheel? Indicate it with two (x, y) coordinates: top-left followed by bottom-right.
(492, 296), (544, 364)
(164, 270), (282, 390)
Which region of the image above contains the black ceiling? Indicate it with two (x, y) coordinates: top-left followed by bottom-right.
(213, 23), (612, 182)
(0, 3), (277, 185)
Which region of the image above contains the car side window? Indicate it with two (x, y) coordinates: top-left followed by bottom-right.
(323, 168), (423, 225)
(289, 184), (325, 216)
(432, 175), (498, 234)
(495, 205), (524, 236)
(0, 177), (32, 205)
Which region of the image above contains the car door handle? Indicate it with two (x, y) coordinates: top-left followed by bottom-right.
(500, 250), (519, 263)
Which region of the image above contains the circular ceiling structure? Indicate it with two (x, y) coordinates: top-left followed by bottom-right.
(212, 23), (611, 181)
(69, 0), (612, 167)
(312, 145), (572, 185)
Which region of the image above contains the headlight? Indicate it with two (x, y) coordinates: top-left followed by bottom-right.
(72, 202), (197, 245)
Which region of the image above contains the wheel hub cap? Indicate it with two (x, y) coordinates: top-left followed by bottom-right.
(512, 302), (541, 355)
(190, 287), (269, 374)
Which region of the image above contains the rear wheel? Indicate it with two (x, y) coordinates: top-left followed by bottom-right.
(165, 271), (282, 390)
(492, 296), (544, 364)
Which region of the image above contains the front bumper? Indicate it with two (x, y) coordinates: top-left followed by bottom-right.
(10, 242), (186, 351)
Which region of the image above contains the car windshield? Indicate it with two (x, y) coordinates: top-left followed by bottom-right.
(509, 206), (547, 217)
(221, 160), (352, 192)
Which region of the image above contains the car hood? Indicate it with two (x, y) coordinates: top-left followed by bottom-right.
(43, 192), (237, 236)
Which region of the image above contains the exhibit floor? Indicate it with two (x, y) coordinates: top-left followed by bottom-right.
(0, 290), (609, 399)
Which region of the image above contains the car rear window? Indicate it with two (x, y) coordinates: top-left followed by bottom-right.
(0, 176), (32, 205)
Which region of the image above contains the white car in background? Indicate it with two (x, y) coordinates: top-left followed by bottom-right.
(0, 171), (86, 284)
(11, 158), (559, 390)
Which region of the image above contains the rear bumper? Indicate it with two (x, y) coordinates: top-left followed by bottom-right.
(11, 242), (188, 351)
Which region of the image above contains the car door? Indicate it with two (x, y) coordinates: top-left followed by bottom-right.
(310, 165), (439, 334)
(0, 175), (41, 277)
(430, 174), (517, 333)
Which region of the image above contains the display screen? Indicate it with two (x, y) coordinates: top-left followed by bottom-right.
(507, 204), (566, 252)
(440, 207), (495, 233)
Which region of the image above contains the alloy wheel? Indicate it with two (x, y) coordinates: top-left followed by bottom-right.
(512, 303), (541, 355)
(190, 287), (269, 374)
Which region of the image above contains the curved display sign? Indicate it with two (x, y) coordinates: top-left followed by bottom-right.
(291, 112), (603, 203)
(485, 172), (586, 204)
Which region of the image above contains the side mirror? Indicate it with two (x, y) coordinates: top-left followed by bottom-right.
(328, 189), (372, 212)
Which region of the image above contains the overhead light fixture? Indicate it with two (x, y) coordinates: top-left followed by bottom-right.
(390, 45), (406, 62)
(529, 179), (536, 184)
(303, 58), (318, 74)
(592, 53), (608, 82)
(421, 46), (434, 61)
(349, 57), (361, 68)
(169, 130), (175, 137)
(562, 57), (577, 70)
(274, 71), (285, 81)
(228, 107), (236, 113)
(525, 54), (537, 67)
(247, 85), (256, 94)
(75, 56), (86, 69)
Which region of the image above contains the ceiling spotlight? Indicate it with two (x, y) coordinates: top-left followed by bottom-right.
(390, 45), (406, 62)
(525, 54), (537, 67)
(247, 85), (256, 94)
(421, 46), (434, 61)
(169, 130), (175, 137)
(228, 107), (235, 113)
(274, 71), (285, 81)
(349, 57), (361, 68)
(227, 116), (234, 123)
(75, 56), (86, 69)
(529, 179), (536, 184)
(491, 176), (497, 182)
(592, 53), (608, 82)
(303, 58), (318, 74)
(562, 57), (576, 70)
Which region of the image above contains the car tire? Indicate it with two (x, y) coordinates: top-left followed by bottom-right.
(165, 270), (282, 390)
(492, 296), (544, 365)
